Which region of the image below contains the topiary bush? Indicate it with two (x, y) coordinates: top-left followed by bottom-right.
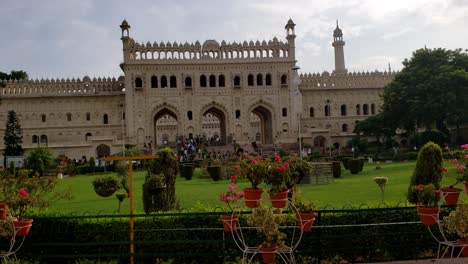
(180, 164), (194, 180)
(207, 166), (221, 181)
(407, 141), (443, 204)
(92, 175), (120, 197)
(358, 158), (365, 172)
(342, 157), (352, 170)
(331, 161), (341, 178)
(348, 159), (361, 174)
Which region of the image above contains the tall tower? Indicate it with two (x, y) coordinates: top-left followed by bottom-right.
(332, 20), (347, 74)
(285, 18), (296, 60)
(120, 19), (131, 62)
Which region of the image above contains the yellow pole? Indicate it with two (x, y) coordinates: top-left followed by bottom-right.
(129, 161), (134, 264)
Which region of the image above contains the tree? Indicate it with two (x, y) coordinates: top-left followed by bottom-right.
(0, 70), (28, 87)
(382, 48), (468, 143)
(26, 147), (55, 176)
(3, 110), (24, 161)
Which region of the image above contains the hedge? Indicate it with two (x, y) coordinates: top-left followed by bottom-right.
(331, 161), (341, 178)
(348, 159), (361, 174)
(17, 206), (452, 263)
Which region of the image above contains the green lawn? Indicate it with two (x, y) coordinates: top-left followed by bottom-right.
(46, 160), (467, 215)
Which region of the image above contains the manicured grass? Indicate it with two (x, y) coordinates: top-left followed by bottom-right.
(46, 160), (467, 215)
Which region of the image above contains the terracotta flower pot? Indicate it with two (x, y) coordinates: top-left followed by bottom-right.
(258, 244), (278, 264)
(440, 187), (462, 205)
(296, 212), (315, 232)
(457, 238), (468, 257)
(269, 190), (289, 208)
(417, 206), (439, 226)
(243, 188), (263, 208)
(14, 218), (33, 237)
(0, 202), (8, 219)
(220, 214), (238, 232)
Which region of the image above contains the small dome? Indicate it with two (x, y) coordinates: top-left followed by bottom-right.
(202, 40), (220, 51)
(120, 19), (130, 29)
(285, 18), (295, 29)
(333, 26), (342, 37)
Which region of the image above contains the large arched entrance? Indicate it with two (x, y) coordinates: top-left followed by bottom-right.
(251, 106), (273, 144)
(202, 107), (226, 145)
(96, 144), (110, 158)
(154, 108), (178, 146)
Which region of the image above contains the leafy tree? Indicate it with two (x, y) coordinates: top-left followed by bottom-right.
(382, 48), (468, 143)
(354, 113), (396, 144)
(3, 110), (24, 161)
(26, 147), (55, 176)
(0, 70), (28, 87)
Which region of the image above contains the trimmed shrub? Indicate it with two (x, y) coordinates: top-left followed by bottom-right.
(358, 158), (365, 172)
(207, 166), (221, 181)
(89, 157), (96, 173)
(180, 164), (195, 180)
(348, 159), (361, 174)
(331, 161), (342, 178)
(342, 157), (352, 170)
(407, 142), (443, 204)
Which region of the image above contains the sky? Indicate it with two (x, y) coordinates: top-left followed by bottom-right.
(1, 0), (468, 79)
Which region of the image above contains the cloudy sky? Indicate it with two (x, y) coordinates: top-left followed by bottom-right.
(1, 0), (467, 79)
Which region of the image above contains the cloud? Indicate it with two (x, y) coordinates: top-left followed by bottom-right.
(381, 28), (414, 40)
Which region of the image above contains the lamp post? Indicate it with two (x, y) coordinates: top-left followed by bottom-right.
(292, 66), (302, 158)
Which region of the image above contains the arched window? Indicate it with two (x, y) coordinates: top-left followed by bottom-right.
(235, 110), (241, 119)
(342, 124), (348, 132)
(32, 135), (38, 144)
(341, 105), (347, 116)
(170, 75), (177, 88)
(248, 74), (254, 86)
(324, 105), (331, 117)
(356, 104), (361, 115)
(209, 75), (216, 87)
(185, 76), (192, 87)
(282, 108), (287, 117)
(40, 134), (48, 145)
(309, 107), (314, 117)
(151, 76), (158, 88)
(200, 75), (207, 87)
(103, 114), (109, 124)
(41, 114), (46, 122)
(218, 75), (225, 87)
(187, 111), (193, 120)
(265, 74), (272, 86)
(135, 77), (142, 88)
(256, 74), (263, 86)
(234, 76), (241, 87)
(363, 104), (369, 115)
(85, 132), (92, 141)
(371, 103), (376, 115)
(281, 74), (287, 85)
(86, 112), (91, 121)
(67, 113), (72, 121)
(161, 75), (168, 88)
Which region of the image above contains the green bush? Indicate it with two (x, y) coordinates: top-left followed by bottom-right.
(207, 166), (221, 181)
(394, 152), (419, 161)
(180, 164), (195, 180)
(26, 147), (55, 176)
(92, 175), (120, 197)
(331, 161), (342, 178)
(358, 158), (365, 172)
(348, 159), (361, 174)
(407, 142), (443, 204)
(342, 157), (352, 170)
(89, 157), (96, 173)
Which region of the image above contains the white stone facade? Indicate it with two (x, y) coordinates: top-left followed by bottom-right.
(0, 19), (396, 159)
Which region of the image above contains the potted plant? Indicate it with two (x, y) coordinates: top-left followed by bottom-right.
(294, 199), (315, 232)
(443, 202), (468, 257)
(440, 143), (468, 205)
(408, 184), (441, 226)
(240, 156), (267, 208)
(0, 216), (14, 238)
(218, 176), (244, 232)
(264, 156), (291, 208)
(8, 188), (34, 236)
(92, 175), (121, 197)
(247, 204), (286, 263)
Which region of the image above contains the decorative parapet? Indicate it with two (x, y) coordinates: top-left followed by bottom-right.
(0, 76), (125, 97)
(123, 37), (292, 61)
(299, 70), (398, 90)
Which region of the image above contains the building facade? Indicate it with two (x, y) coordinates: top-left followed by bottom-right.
(0, 19), (395, 159)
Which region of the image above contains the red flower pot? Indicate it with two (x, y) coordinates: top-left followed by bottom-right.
(440, 187), (462, 205)
(220, 214), (238, 232)
(417, 207), (439, 226)
(258, 244), (278, 264)
(296, 212), (315, 232)
(269, 190), (289, 208)
(458, 239), (468, 257)
(243, 188), (263, 208)
(14, 218), (33, 237)
(0, 202), (8, 219)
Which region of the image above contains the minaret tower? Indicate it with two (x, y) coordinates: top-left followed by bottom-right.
(120, 19), (131, 61)
(332, 20), (347, 74)
(285, 18), (296, 60)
